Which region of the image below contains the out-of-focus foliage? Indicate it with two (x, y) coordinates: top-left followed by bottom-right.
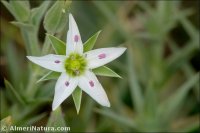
(0, 0), (199, 132)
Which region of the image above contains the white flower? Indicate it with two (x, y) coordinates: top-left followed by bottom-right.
(27, 13), (126, 111)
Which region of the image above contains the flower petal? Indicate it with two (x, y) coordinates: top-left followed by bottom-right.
(85, 47), (126, 69)
(27, 54), (66, 72)
(66, 13), (83, 55)
(52, 73), (78, 110)
(78, 71), (110, 107)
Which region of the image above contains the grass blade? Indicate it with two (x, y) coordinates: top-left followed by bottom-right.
(127, 46), (144, 113)
(4, 79), (25, 105)
(95, 109), (137, 129)
(158, 73), (199, 121)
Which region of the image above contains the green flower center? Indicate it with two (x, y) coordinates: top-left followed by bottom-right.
(65, 53), (87, 77)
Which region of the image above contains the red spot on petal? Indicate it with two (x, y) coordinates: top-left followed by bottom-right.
(74, 35), (79, 42)
(89, 81), (94, 87)
(54, 60), (60, 63)
(65, 81), (69, 87)
(98, 53), (106, 59)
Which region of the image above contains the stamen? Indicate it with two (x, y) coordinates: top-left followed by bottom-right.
(54, 60), (61, 63)
(74, 35), (79, 42)
(71, 55), (75, 60)
(98, 53), (106, 59)
(89, 80), (94, 87)
(75, 70), (80, 75)
(65, 81), (69, 87)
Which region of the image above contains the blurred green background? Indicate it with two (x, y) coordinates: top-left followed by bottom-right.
(0, 0), (199, 132)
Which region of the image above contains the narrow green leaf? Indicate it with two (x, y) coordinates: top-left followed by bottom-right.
(3, 1), (40, 55)
(43, 1), (71, 34)
(84, 30), (101, 52)
(27, 98), (51, 105)
(25, 113), (47, 125)
(37, 71), (60, 83)
(12, 104), (41, 123)
(33, 78), (55, 98)
(11, 21), (40, 55)
(82, 98), (95, 124)
(180, 15), (199, 41)
(72, 87), (82, 114)
(93, 66), (121, 78)
(167, 44), (197, 70)
(4, 79), (25, 105)
(127, 46), (144, 113)
(168, 39), (199, 101)
(158, 73), (199, 121)
(95, 109), (137, 129)
(93, 1), (132, 41)
(21, 30), (40, 55)
(0, 91), (9, 118)
(5, 44), (22, 88)
(11, 21), (34, 31)
(43, 1), (62, 33)
(9, 1), (30, 22)
(30, 1), (51, 26)
(2, 1), (30, 22)
(46, 107), (66, 130)
(47, 34), (66, 55)
(1, 1), (15, 18)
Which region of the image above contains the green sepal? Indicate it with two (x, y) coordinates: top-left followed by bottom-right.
(47, 34), (66, 55)
(84, 30), (101, 52)
(93, 66), (122, 78)
(37, 71), (60, 83)
(72, 87), (82, 114)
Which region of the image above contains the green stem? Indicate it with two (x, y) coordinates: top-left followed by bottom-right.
(21, 29), (40, 55)
(26, 68), (41, 97)
(41, 35), (51, 55)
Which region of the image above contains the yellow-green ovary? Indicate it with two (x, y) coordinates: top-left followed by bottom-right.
(65, 53), (87, 77)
